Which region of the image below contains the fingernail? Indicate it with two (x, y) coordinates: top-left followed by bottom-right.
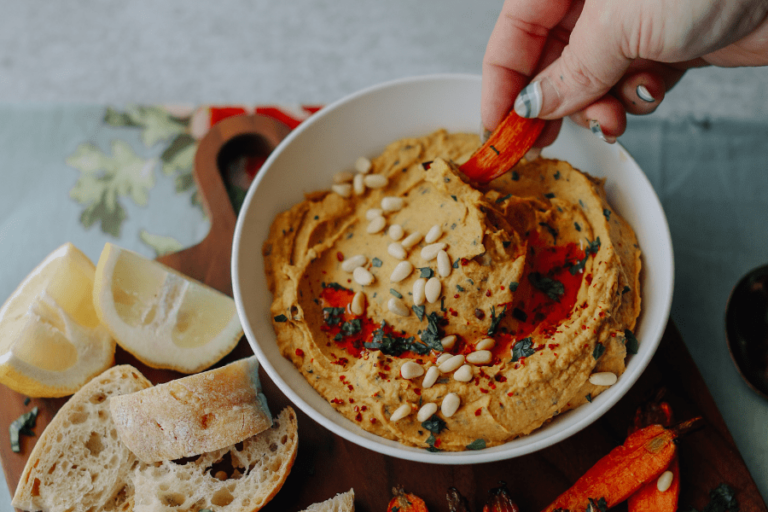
(636, 85), (655, 103)
(588, 119), (616, 144)
(481, 126), (492, 144)
(514, 81), (543, 118)
(524, 147), (541, 161)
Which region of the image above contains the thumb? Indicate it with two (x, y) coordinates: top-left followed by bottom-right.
(514, 1), (632, 120)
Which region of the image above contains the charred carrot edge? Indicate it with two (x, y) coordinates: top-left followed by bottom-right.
(541, 418), (702, 512)
(459, 112), (545, 183)
(388, 486), (429, 512)
(628, 455), (680, 512)
(483, 482), (520, 512)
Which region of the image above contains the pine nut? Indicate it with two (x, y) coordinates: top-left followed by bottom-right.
(364, 174), (388, 188)
(388, 297), (410, 317)
(331, 183), (352, 198)
(421, 242), (447, 261)
(400, 361), (424, 380)
(333, 171), (354, 183)
(589, 372), (618, 386)
(425, 224), (442, 243)
(440, 335), (457, 350)
(366, 208), (383, 220)
(453, 364), (474, 382)
(657, 470), (674, 492)
(388, 224), (404, 240)
(355, 156), (372, 174)
(390, 261), (413, 282)
(466, 350), (492, 365)
(390, 403), (411, 422)
(425, 277), (441, 303)
(413, 278), (427, 306)
(476, 338), (495, 351)
(438, 354), (465, 373)
(388, 242), (407, 260)
(351, 291), (366, 316)
(367, 216), (386, 234)
(437, 250), (451, 277)
(401, 231), (423, 248)
(422, 366), (440, 389)
(417, 403), (438, 422)
(353, 173), (366, 195)
(441, 393), (460, 418)
(353, 267), (375, 286)
(436, 353), (453, 365)
(381, 196), (404, 212)
(341, 254), (367, 272)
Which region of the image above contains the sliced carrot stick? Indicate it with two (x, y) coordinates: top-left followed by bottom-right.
(459, 112), (545, 183)
(628, 455), (680, 512)
(388, 486), (429, 512)
(541, 418), (701, 512)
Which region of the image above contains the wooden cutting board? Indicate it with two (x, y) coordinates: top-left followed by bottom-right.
(1, 115), (765, 512)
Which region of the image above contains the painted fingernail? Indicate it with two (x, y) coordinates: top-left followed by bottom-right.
(514, 81), (542, 118)
(636, 85), (655, 103)
(481, 126), (492, 144)
(588, 119), (616, 144)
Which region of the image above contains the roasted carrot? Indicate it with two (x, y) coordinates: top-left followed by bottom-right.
(446, 487), (470, 512)
(541, 418), (702, 512)
(628, 455), (680, 512)
(388, 486), (428, 512)
(459, 111), (545, 183)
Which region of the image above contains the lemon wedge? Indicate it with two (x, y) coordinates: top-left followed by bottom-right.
(0, 243), (116, 397)
(93, 243), (242, 373)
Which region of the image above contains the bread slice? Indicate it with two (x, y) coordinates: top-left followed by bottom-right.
(110, 356), (272, 462)
(12, 365), (152, 512)
(301, 490), (355, 512)
(132, 406), (299, 512)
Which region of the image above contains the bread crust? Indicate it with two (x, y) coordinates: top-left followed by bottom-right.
(110, 356), (272, 463)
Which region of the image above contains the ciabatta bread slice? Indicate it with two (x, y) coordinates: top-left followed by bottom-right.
(110, 356), (272, 462)
(132, 406), (298, 512)
(301, 489), (355, 512)
(12, 365), (152, 512)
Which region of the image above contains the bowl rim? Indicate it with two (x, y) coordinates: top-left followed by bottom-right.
(232, 73), (674, 464)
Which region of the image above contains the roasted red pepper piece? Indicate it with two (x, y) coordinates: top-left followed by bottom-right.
(388, 486), (429, 512)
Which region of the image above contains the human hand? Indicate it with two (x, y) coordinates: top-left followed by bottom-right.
(481, 0), (768, 145)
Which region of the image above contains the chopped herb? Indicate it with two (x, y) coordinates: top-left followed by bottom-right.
(554, 170), (561, 180)
(511, 338), (535, 362)
(200, 509), (213, 512)
(451, 195), (458, 202)
(586, 237), (601, 255)
(364, 322), (429, 356)
(346, 233), (354, 239)
(489, 145), (500, 155)
(624, 329), (639, 355)
(593, 343), (606, 360)
(603, 208), (611, 220)
(419, 312), (444, 352)
(390, 288), (403, 299)
(539, 222), (558, 243)
(487, 305), (507, 336)
(371, 257), (383, 267)
(468, 278), (475, 285)
(274, 314), (288, 323)
(502, 241), (511, 248)
(465, 439), (486, 450)
(587, 497), (608, 512)
(419, 267), (434, 279)
(509, 281), (518, 292)
(313, 215), (319, 220)
(569, 254), (588, 275)
(444, 177), (451, 183)
(412, 305), (426, 321)
(452, 258), (459, 269)
(496, 193), (512, 204)
(622, 285), (631, 295)
(545, 192), (555, 199)
(440, 296), (447, 312)
(456, 285), (465, 292)
(575, 222), (581, 231)
(425, 433), (441, 452)
(322, 307), (346, 326)
(450, 222), (457, 230)
(24, 397), (31, 406)
(586, 393), (593, 403)
(322, 282), (349, 291)
(579, 199), (586, 208)
(528, 272), (565, 301)
(340, 319), (362, 337)
(10, 407), (38, 453)
(511, 171), (520, 181)
(512, 308), (527, 322)
(421, 414), (447, 434)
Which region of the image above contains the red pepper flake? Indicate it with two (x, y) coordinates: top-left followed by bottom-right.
(361, 405), (368, 411)
(347, 384), (354, 391)
(580, 302), (589, 309)
(500, 285), (505, 290)
(548, 343), (559, 350)
(586, 273), (593, 285)
(331, 398), (344, 405)
(454, 294), (460, 299)
(554, 352), (558, 357)
(348, 398), (355, 403)
(414, 388), (421, 395)
(581, 325), (587, 330)
(354, 406), (360, 412)
(494, 374), (507, 383)
(384, 365), (391, 371)
(489, 383), (496, 390)
(474, 408), (482, 416)
(480, 388), (489, 394)
(434, 438), (442, 448)
(355, 412), (362, 422)
(370, 418), (377, 424)
(336, 251), (344, 262)
(378, 372), (387, 380)
(295, 348), (304, 357)
(507, 392), (515, 397)
(450, 310), (458, 317)
(611, 332), (617, 337)
(461, 258), (469, 266)
(322, 270), (327, 274)
(485, 289), (492, 297)
(339, 375), (346, 381)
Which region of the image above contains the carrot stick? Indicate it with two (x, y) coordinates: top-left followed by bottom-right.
(459, 112), (545, 183)
(541, 418), (701, 512)
(388, 486), (428, 512)
(628, 455), (680, 512)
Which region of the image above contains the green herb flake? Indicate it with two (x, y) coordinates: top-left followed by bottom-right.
(371, 257), (383, 267)
(528, 272), (565, 302)
(313, 215), (319, 220)
(579, 199), (586, 208)
(465, 439), (486, 450)
(451, 195), (458, 202)
(456, 285), (465, 292)
(496, 193), (512, 204)
(419, 267), (434, 279)
(539, 222), (558, 244)
(322, 307), (346, 326)
(274, 314), (288, 323)
(421, 414), (447, 434)
(593, 343), (606, 360)
(390, 288), (403, 299)
(444, 177), (451, 183)
(545, 192), (555, 199)
(412, 304), (426, 321)
(622, 285), (631, 295)
(419, 312), (445, 352)
(554, 171), (561, 180)
(487, 305), (507, 336)
(624, 329), (639, 355)
(502, 241), (511, 248)
(509, 281), (519, 292)
(425, 433), (441, 452)
(574, 222), (581, 231)
(440, 297), (447, 312)
(511, 338), (535, 362)
(23, 397), (30, 406)
(10, 407), (39, 453)
(569, 254), (588, 275)
(586, 237), (601, 255)
(586, 393), (593, 403)
(322, 282), (349, 291)
(452, 258), (460, 269)
(603, 208), (611, 220)
(340, 319), (362, 337)
(364, 321), (429, 356)
(511, 171), (520, 181)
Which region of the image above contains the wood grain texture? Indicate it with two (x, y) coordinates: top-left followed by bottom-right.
(1, 115), (765, 512)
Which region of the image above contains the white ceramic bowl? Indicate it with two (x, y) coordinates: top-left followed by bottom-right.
(232, 74), (674, 464)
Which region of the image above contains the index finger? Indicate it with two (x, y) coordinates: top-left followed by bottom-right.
(481, 0), (575, 131)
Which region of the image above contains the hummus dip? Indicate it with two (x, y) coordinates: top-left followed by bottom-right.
(264, 130), (641, 451)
